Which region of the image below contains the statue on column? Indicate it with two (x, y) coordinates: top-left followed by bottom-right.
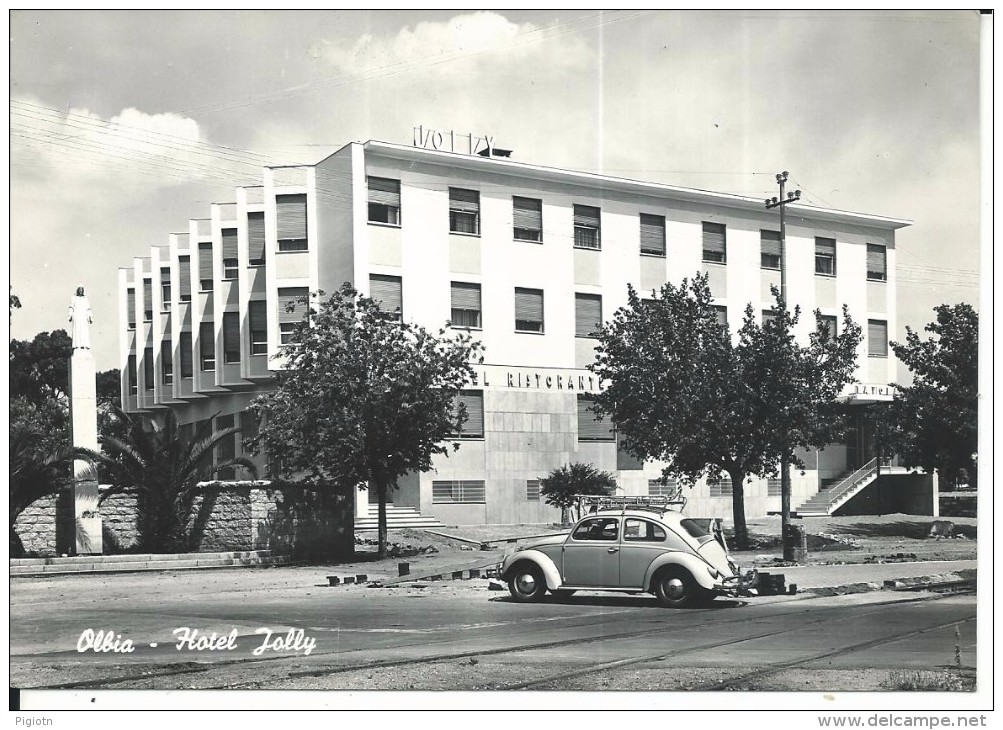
(68, 285), (93, 350)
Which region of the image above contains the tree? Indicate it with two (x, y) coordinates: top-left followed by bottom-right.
(84, 408), (256, 553)
(10, 288), (21, 319)
(96, 369), (122, 408)
(9, 329), (72, 404)
(589, 276), (862, 548)
(252, 284), (484, 558)
(540, 462), (617, 524)
(883, 303), (978, 488)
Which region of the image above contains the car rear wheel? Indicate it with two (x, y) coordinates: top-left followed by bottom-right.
(653, 567), (702, 608)
(508, 563), (547, 602)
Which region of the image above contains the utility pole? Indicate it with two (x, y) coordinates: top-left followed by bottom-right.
(765, 171), (801, 561)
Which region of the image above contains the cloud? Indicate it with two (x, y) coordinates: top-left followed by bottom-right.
(315, 12), (590, 79)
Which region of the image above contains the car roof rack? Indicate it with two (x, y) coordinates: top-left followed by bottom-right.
(575, 493), (687, 516)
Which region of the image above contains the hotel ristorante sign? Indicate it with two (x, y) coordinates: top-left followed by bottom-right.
(413, 125), (495, 156)
(469, 365), (602, 394)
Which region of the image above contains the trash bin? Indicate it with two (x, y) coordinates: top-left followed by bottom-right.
(784, 523), (808, 563)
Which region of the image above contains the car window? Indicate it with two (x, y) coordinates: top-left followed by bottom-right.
(679, 518), (715, 544)
(623, 518), (666, 542)
(571, 517), (619, 541)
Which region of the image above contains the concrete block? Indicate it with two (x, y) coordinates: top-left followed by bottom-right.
(343, 576), (356, 584)
(327, 576), (341, 586)
(398, 562), (410, 576)
(355, 574), (368, 583)
(451, 571), (464, 580)
(468, 569), (481, 579)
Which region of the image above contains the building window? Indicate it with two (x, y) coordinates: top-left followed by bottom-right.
(143, 280), (153, 322)
(277, 287), (310, 344)
(276, 194), (308, 251)
(127, 354), (137, 395)
(577, 395), (615, 442)
(712, 305), (728, 329)
(249, 300), (267, 355)
(575, 293), (602, 338)
(867, 243), (887, 281)
(761, 229), (781, 270)
(199, 321), (215, 371)
(198, 242), (214, 291)
(513, 196), (542, 242)
(815, 236), (836, 276)
(702, 222), (727, 263)
(526, 480), (541, 502)
(648, 479), (677, 497)
(817, 314), (838, 340)
(161, 340), (173, 386)
(450, 282), (481, 329)
(223, 312), (241, 364)
(573, 204), (601, 250)
(368, 177), (401, 226)
(707, 476), (733, 498)
(126, 288), (136, 330)
(432, 480), (486, 504)
(248, 212), (266, 266)
(222, 229), (239, 279)
(449, 188), (480, 235)
(451, 390), (484, 439)
(639, 213), (666, 256)
(514, 287), (544, 333)
(180, 331), (193, 378)
(160, 268), (172, 311)
(178, 256), (192, 301)
(868, 319), (888, 357)
(143, 347), (154, 390)
(767, 478), (782, 497)
(369, 275), (403, 321)
(216, 414), (236, 481)
(762, 310), (777, 326)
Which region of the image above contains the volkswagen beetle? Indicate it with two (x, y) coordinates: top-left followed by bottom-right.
(497, 497), (756, 607)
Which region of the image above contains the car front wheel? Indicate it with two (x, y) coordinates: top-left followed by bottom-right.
(507, 563), (547, 602)
(652, 567), (702, 608)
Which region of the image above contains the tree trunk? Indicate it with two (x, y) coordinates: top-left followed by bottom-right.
(377, 482), (388, 559)
(728, 468), (749, 550)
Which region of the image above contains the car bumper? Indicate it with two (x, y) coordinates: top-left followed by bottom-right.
(715, 570), (759, 597)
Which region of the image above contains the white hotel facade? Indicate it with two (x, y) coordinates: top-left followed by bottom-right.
(118, 138), (908, 525)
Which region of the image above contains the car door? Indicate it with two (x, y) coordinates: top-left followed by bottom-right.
(618, 517), (675, 588)
(561, 517), (620, 587)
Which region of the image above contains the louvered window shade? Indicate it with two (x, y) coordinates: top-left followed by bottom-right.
(178, 256), (192, 299)
(514, 288), (544, 332)
(639, 214), (666, 255)
(368, 177), (400, 206)
(449, 188), (479, 213)
(815, 237), (836, 275)
(160, 268), (171, 285)
(702, 222), (727, 262)
(127, 288), (136, 327)
(198, 242), (213, 276)
(180, 331), (193, 377)
(127, 354), (137, 393)
(575, 294), (602, 337)
(221, 229), (238, 260)
(277, 287), (309, 324)
(143, 348), (154, 390)
(276, 195), (307, 240)
(452, 390), (484, 438)
(249, 300), (267, 354)
(513, 197), (542, 240)
(818, 314), (837, 339)
(573, 205), (601, 250)
(161, 340), (173, 384)
(761, 230), (781, 269)
(868, 320), (888, 357)
(577, 396), (615, 441)
(450, 282), (481, 328)
(143, 281), (152, 319)
(200, 321), (215, 369)
(574, 205), (600, 228)
(369, 275), (402, 317)
(247, 213), (266, 264)
(866, 244), (887, 281)
(223, 312), (240, 363)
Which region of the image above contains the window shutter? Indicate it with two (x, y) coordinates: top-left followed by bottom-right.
(514, 288), (543, 321)
(247, 213), (266, 264)
(639, 214), (666, 255)
(575, 294), (602, 337)
(449, 188), (479, 213)
(574, 205), (600, 228)
(223, 312), (240, 361)
(180, 331), (193, 377)
(454, 390), (484, 437)
(816, 237), (836, 256)
(368, 177), (400, 206)
(369, 275), (402, 315)
(143, 347), (154, 389)
(276, 194), (307, 240)
(866, 244), (886, 279)
(178, 256), (192, 298)
(143, 281), (152, 315)
(198, 242), (213, 279)
(127, 288), (136, 326)
(450, 282), (481, 311)
(702, 222), (726, 259)
(868, 320), (888, 356)
(127, 354), (137, 391)
(277, 287), (309, 324)
(713, 305), (728, 327)
(249, 300), (267, 332)
(200, 321), (215, 360)
(221, 229), (238, 260)
(161, 339), (173, 378)
(513, 196), (542, 229)
(577, 396), (614, 441)
(160, 267), (171, 285)
(818, 314), (837, 339)
(761, 229), (781, 257)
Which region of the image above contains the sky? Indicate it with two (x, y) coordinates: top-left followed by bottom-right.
(8, 10), (984, 377)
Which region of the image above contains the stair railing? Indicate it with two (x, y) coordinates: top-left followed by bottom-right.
(825, 457), (879, 511)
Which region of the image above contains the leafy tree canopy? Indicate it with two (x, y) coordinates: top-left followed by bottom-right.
(884, 303), (978, 488)
(589, 275), (862, 546)
(10, 329), (72, 404)
(540, 462), (617, 522)
(252, 283), (484, 557)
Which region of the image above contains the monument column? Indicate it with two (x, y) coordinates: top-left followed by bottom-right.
(69, 286), (103, 555)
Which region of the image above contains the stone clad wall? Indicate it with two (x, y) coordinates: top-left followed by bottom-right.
(13, 482), (353, 559)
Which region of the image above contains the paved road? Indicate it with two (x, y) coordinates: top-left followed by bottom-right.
(10, 565), (977, 692)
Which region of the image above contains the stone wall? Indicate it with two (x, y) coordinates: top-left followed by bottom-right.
(13, 482), (353, 559)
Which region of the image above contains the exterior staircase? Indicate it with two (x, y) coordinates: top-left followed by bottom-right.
(355, 504), (445, 532)
(795, 458), (884, 516)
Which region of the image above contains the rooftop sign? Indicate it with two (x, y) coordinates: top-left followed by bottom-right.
(413, 125), (494, 156)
